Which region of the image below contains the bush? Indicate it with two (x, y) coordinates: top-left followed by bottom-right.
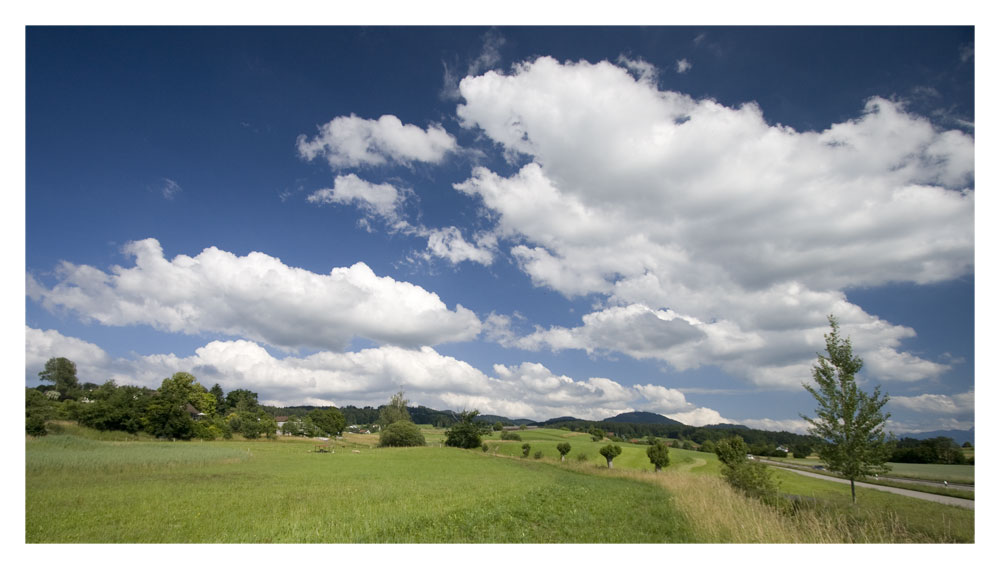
(521, 443), (531, 457)
(647, 441), (671, 472)
(500, 431), (521, 441)
(715, 436), (780, 504)
(575, 452), (588, 462)
(444, 410), (488, 449)
(378, 420), (426, 447)
(193, 421), (224, 441)
(724, 461), (781, 504)
(533, 450), (543, 459)
(482, 442), (490, 453)
(26, 415), (48, 437)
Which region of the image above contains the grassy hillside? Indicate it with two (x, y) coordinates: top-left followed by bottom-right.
(481, 428), (718, 474)
(25, 424), (974, 543)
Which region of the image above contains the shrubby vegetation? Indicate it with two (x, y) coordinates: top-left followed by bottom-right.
(715, 436), (780, 505)
(444, 410), (490, 449)
(378, 420), (426, 447)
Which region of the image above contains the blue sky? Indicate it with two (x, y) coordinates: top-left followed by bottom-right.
(23, 25), (976, 434)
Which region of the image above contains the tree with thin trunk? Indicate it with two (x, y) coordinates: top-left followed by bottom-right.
(801, 315), (891, 504)
(599, 444), (622, 468)
(556, 442), (571, 462)
(378, 391), (411, 427)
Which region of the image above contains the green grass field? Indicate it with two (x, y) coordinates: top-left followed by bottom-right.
(26, 429), (694, 543)
(25, 425), (974, 543)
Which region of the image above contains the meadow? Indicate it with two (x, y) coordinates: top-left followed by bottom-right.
(25, 425), (974, 543)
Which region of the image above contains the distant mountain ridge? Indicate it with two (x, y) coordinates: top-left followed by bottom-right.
(602, 411), (684, 426)
(269, 403), (972, 447)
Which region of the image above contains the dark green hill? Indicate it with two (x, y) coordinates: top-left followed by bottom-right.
(603, 411), (684, 425)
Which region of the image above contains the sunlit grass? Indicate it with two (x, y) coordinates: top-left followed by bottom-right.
(26, 434), (694, 543)
(26, 424), (974, 543)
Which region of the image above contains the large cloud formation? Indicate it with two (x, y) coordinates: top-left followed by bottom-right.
(456, 57), (972, 387)
(25, 325), (964, 433)
(27, 239), (481, 351)
(25, 326), (745, 427)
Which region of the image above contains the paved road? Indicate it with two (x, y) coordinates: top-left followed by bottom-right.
(765, 463), (974, 510)
(757, 459), (974, 491)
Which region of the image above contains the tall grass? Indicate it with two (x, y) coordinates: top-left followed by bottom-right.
(551, 460), (919, 543)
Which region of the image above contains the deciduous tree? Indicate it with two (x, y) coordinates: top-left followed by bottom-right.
(647, 441), (670, 472)
(801, 315), (891, 503)
(308, 407), (346, 437)
(38, 357), (81, 401)
(444, 410), (487, 449)
(378, 391), (411, 427)
(556, 442), (571, 462)
(599, 444), (622, 468)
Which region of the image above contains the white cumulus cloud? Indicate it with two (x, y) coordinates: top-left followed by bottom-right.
(26, 239), (481, 352)
(891, 390), (974, 415)
(26, 326), (778, 427)
(306, 174), (410, 223)
(454, 56), (971, 387)
(297, 114), (457, 169)
(25, 327), (112, 383)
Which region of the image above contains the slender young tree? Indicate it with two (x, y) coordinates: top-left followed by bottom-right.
(378, 391), (411, 427)
(801, 315), (891, 503)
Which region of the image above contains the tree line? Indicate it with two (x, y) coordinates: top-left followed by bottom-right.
(25, 357), (345, 441)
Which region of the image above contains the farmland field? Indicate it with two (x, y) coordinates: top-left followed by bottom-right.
(25, 425), (974, 543)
